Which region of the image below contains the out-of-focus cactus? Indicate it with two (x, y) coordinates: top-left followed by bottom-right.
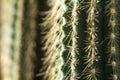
(1, 0), (23, 80)
(20, 0), (37, 80)
(0, 0), (37, 80)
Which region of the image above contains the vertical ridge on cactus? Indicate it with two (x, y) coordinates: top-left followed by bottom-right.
(40, 0), (64, 79)
(70, 0), (80, 80)
(53, 1), (68, 79)
(82, 0), (102, 80)
(104, 0), (120, 79)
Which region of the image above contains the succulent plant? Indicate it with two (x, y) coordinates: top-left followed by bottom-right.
(0, 0), (120, 80)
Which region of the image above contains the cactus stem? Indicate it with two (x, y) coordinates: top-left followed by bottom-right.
(105, 0), (120, 79)
(83, 0), (101, 80)
(69, 0), (80, 80)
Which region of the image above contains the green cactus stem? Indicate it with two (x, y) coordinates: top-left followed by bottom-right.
(82, 0), (103, 80)
(70, 0), (80, 79)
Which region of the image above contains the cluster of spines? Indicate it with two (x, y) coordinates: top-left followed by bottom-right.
(54, 1), (68, 79)
(105, 0), (120, 79)
(83, 0), (100, 80)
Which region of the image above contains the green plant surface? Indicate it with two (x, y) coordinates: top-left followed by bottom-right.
(41, 0), (120, 80)
(41, 0), (105, 80)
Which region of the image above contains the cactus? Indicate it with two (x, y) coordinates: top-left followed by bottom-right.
(41, 0), (120, 80)
(82, 0), (103, 80)
(0, 0), (37, 80)
(0, 0), (120, 80)
(1, 0), (23, 80)
(20, 0), (37, 80)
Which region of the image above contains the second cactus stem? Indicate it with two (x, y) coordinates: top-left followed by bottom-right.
(83, 0), (101, 80)
(104, 0), (120, 79)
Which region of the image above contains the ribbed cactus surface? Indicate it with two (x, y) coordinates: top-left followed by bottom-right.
(0, 0), (120, 80)
(41, 0), (120, 80)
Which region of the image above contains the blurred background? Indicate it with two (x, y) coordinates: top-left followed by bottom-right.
(0, 0), (48, 80)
